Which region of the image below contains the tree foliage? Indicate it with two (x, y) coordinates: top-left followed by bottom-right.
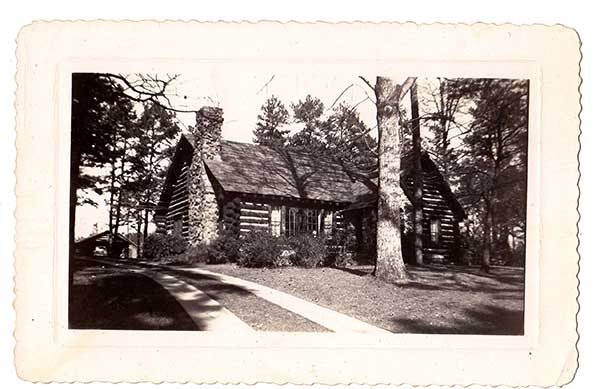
(254, 95), (377, 170)
(254, 95), (290, 147)
(71, 73), (136, 203)
(460, 79), (529, 268)
(70, 73), (184, 260)
(321, 103), (377, 170)
(288, 94), (326, 150)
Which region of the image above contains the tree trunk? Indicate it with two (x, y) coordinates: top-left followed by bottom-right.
(143, 205), (150, 243)
(108, 160), (115, 235)
(481, 196), (492, 273)
(69, 148), (81, 292)
(112, 139), (128, 242)
(136, 209), (143, 258)
(410, 82), (424, 266)
(373, 76), (415, 282)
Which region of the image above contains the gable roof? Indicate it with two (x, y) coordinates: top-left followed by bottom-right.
(75, 230), (138, 247)
(205, 139), (371, 203)
(156, 134), (465, 219)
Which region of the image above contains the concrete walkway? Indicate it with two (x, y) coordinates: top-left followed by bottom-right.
(83, 257), (389, 333)
(172, 266), (391, 334)
(85, 257), (253, 332)
(140, 270), (253, 332)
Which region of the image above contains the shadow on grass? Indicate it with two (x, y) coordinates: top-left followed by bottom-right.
(166, 269), (253, 297)
(334, 263), (525, 294)
(69, 260), (201, 330)
(392, 304), (525, 335)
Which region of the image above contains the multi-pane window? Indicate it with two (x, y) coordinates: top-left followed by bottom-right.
(285, 207), (320, 237)
(430, 218), (441, 245)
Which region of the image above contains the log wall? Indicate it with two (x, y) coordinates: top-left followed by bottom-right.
(406, 169), (458, 263)
(163, 161), (191, 239)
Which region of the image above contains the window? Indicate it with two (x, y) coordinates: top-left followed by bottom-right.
(173, 219), (183, 238)
(285, 207), (320, 237)
(430, 218), (441, 245)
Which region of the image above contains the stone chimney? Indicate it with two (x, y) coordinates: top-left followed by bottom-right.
(187, 106), (224, 248)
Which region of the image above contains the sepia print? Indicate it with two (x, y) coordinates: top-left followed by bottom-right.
(15, 22), (580, 385)
(69, 73), (528, 335)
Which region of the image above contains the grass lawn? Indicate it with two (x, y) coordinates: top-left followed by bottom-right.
(70, 258), (198, 330)
(166, 268), (329, 332)
(200, 263), (525, 335)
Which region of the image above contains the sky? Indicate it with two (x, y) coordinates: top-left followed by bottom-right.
(167, 66), (384, 142)
(74, 68), (455, 239)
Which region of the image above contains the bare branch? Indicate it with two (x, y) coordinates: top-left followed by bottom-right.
(256, 74), (275, 95)
(358, 76), (375, 92)
(100, 73), (198, 113)
(327, 83), (354, 111)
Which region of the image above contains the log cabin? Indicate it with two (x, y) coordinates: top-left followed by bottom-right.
(154, 106), (465, 264)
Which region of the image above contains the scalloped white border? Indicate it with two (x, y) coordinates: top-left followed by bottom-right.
(14, 21), (580, 385)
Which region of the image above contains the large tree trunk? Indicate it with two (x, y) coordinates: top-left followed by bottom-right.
(136, 209), (143, 258)
(373, 76), (415, 282)
(481, 196), (492, 273)
(108, 160), (115, 235)
(410, 82), (424, 266)
(69, 147), (81, 294)
(143, 205), (150, 243)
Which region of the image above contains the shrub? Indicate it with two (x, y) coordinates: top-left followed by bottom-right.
(286, 233), (328, 268)
(171, 244), (208, 265)
(207, 232), (241, 264)
(143, 233), (188, 259)
(237, 230), (289, 268)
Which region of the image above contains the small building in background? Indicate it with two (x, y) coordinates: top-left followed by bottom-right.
(75, 230), (138, 259)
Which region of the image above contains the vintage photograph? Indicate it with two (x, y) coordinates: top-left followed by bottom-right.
(15, 22), (581, 385)
(69, 71), (528, 335)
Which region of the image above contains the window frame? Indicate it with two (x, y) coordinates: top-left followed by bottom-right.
(430, 218), (441, 245)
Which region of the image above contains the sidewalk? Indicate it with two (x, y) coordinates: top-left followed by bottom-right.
(169, 265), (390, 334)
(82, 257), (390, 333)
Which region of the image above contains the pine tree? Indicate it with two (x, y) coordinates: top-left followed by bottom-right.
(321, 103), (377, 170)
(128, 101), (181, 250)
(457, 78), (529, 271)
(288, 95), (326, 151)
(254, 95), (290, 147)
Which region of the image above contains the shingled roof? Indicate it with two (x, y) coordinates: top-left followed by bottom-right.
(156, 134), (464, 219)
(205, 139), (372, 203)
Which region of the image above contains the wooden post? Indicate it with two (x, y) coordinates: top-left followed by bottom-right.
(410, 82), (424, 266)
(280, 205), (286, 237)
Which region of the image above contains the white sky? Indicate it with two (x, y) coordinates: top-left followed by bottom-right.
(168, 67), (384, 142)
(75, 69), (451, 239)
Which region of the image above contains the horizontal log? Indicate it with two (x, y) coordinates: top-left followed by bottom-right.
(167, 199), (189, 213)
(174, 172), (188, 184)
(240, 202), (269, 211)
(240, 215), (270, 223)
(166, 209), (189, 221)
(423, 204), (453, 211)
(240, 221), (270, 227)
(170, 191), (188, 203)
(422, 197), (450, 204)
(240, 208), (269, 216)
(172, 184), (189, 197)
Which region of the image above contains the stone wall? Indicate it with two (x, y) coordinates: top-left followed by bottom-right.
(187, 106), (224, 248)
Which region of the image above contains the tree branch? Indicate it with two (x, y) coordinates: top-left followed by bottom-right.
(100, 73), (198, 113)
(358, 76), (375, 92)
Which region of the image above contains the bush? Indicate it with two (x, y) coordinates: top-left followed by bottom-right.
(237, 230), (289, 268)
(170, 244), (208, 265)
(207, 233), (241, 264)
(143, 233), (188, 259)
(286, 234), (328, 268)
